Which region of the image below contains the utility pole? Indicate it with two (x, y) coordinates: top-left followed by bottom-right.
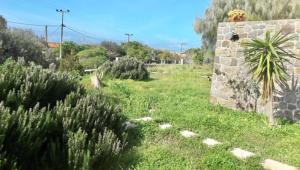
(56, 9), (70, 59)
(125, 33), (133, 42)
(45, 25), (48, 43)
(180, 42), (187, 53)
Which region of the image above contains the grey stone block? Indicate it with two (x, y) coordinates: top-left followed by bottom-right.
(284, 110), (293, 120)
(231, 59), (237, 66)
(288, 104), (297, 111)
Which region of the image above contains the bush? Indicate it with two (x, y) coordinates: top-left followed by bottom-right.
(121, 41), (152, 62)
(0, 28), (55, 67)
(53, 41), (86, 57)
(77, 47), (108, 69)
(0, 60), (127, 170)
(98, 58), (149, 80)
(59, 53), (84, 74)
(0, 59), (81, 110)
(101, 41), (125, 60)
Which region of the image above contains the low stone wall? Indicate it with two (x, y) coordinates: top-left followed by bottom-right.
(210, 19), (300, 122)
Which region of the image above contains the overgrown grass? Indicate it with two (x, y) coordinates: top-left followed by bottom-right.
(82, 65), (300, 169)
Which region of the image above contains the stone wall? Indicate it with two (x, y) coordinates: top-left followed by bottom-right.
(210, 19), (300, 122)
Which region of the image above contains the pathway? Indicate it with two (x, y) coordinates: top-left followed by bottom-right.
(133, 116), (298, 170)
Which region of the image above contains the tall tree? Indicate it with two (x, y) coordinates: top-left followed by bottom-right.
(121, 41), (152, 62)
(0, 15), (7, 30)
(194, 0), (300, 51)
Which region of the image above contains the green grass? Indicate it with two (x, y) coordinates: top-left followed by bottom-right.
(82, 65), (300, 170)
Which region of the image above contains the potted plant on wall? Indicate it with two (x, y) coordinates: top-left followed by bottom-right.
(243, 31), (296, 125)
(228, 9), (246, 22)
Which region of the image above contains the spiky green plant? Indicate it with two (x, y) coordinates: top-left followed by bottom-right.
(243, 31), (296, 124)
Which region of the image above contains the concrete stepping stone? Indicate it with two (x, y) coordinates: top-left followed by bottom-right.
(180, 130), (197, 138)
(135, 116), (153, 122)
(203, 138), (222, 147)
(262, 159), (297, 170)
(231, 148), (255, 160)
(149, 109), (155, 113)
(123, 121), (138, 129)
(159, 123), (172, 129)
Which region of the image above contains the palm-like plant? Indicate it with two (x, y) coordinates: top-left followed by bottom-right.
(243, 31), (296, 125)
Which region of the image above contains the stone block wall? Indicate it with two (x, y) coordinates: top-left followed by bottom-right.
(210, 19), (300, 122)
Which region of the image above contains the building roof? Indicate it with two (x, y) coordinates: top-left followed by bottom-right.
(47, 42), (60, 48)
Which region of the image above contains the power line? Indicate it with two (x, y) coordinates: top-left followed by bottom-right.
(65, 25), (102, 42)
(7, 20), (59, 27)
(48, 26), (60, 36)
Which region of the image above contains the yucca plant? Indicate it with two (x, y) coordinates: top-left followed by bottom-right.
(243, 31), (296, 125)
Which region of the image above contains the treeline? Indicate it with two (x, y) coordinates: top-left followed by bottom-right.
(1, 15), (206, 74)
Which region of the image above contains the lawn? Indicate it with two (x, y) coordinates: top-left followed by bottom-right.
(82, 65), (300, 170)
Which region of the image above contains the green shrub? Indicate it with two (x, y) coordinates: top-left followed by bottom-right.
(98, 58), (149, 80)
(77, 47), (108, 69)
(121, 41), (152, 62)
(0, 28), (55, 67)
(53, 41), (86, 57)
(59, 54), (84, 74)
(0, 60), (127, 170)
(0, 59), (81, 110)
(101, 41), (125, 60)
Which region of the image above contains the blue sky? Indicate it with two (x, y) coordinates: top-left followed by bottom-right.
(1, 0), (211, 51)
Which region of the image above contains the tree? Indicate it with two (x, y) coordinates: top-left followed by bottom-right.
(186, 48), (204, 64)
(0, 28), (53, 67)
(194, 0), (300, 51)
(243, 31), (296, 125)
(54, 41), (86, 58)
(101, 41), (125, 60)
(0, 15), (7, 30)
(121, 41), (151, 62)
(77, 47), (109, 69)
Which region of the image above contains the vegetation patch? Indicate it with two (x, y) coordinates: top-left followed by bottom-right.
(98, 58), (149, 81)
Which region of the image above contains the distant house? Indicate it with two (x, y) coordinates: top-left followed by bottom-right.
(47, 42), (60, 48)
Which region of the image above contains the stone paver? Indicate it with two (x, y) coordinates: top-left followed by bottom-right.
(180, 130), (197, 138)
(159, 123), (172, 129)
(262, 159), (297, 170)
(123, 121), (138, 129)
(203, 138), (222, 147)
(231, 148), (255, 160)
(135, 116), (153, 122)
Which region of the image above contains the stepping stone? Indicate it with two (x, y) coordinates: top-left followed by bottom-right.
(262, 159), (297, 170)
(159, 123), (172, 129)
(180, 130), (197, 138)
(135, 116), (153, 122)
(231, 148), (255, 160)
(203, 138), (222, 147)
(149, 109), (155, 113)
(123, 121), (138, 129)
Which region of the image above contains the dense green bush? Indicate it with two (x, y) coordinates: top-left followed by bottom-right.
(0, 59), (80, 110)
(101, 41), (125, 60)
(0, 60), (127, 170)
(0, 28), (55, 67)
(59, 53), (84, 74)
(77, 47), (108, 69)
(121, 41), (152, 62)
(54, 41), (86, 57)
(98, 58), (149, 80)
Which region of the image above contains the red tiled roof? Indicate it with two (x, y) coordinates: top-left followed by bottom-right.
(48, 42), (60, 48)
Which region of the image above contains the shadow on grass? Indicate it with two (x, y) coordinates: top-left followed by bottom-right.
(114, 126), (145, 169)
(141, 77), (156, 82)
